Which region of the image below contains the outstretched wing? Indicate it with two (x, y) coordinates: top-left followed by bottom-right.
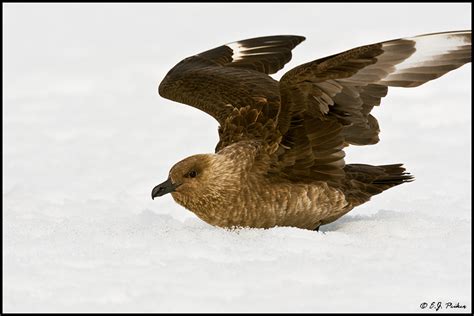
(274, 30), (471, 184)
(158, 35), (305, 127)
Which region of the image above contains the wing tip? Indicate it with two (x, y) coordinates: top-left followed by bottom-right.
(410, 29), (472, 44)
(229, 34), (306, 48)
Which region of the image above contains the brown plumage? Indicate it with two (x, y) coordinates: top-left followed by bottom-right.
(152, 31), (471, 230)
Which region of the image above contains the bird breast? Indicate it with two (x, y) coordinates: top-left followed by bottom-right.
(184, 174), (349, 230)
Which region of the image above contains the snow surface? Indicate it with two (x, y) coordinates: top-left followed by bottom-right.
(3, 3), (471, 313)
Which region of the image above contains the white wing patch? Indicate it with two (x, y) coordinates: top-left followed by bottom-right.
(340, 30), (471, 88)
(381, 31), (471, 86)
(226, 42), (273, 62)
(305, 30), (470, 121)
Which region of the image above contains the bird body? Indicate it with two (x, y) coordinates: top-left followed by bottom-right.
(167, 142), (349, 230)
(152, 31), (471, 230)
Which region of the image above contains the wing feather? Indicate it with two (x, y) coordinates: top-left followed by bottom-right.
(158, 35), (305, 141)
(275, 30), (471, 184)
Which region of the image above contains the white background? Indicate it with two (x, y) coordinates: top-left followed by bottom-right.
(3, 3), (471, 312)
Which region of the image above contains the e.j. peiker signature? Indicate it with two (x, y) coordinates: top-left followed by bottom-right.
(420, 301), (467, 311)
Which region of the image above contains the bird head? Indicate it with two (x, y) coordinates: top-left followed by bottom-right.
(152, 154), (210, 199)
(152, 153), (242, 210)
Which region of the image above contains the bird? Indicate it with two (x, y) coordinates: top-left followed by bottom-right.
(152, 30), (471, 231)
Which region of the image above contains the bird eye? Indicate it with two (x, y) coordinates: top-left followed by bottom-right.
(187, 170), (197, 178)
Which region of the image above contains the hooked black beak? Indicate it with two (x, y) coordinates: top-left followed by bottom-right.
(151, 178), (179, 199)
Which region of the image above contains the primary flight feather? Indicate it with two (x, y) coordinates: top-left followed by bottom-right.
(153, 31), (471, 230)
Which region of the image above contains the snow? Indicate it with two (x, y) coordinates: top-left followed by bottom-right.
(3, 3), (471, 313)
